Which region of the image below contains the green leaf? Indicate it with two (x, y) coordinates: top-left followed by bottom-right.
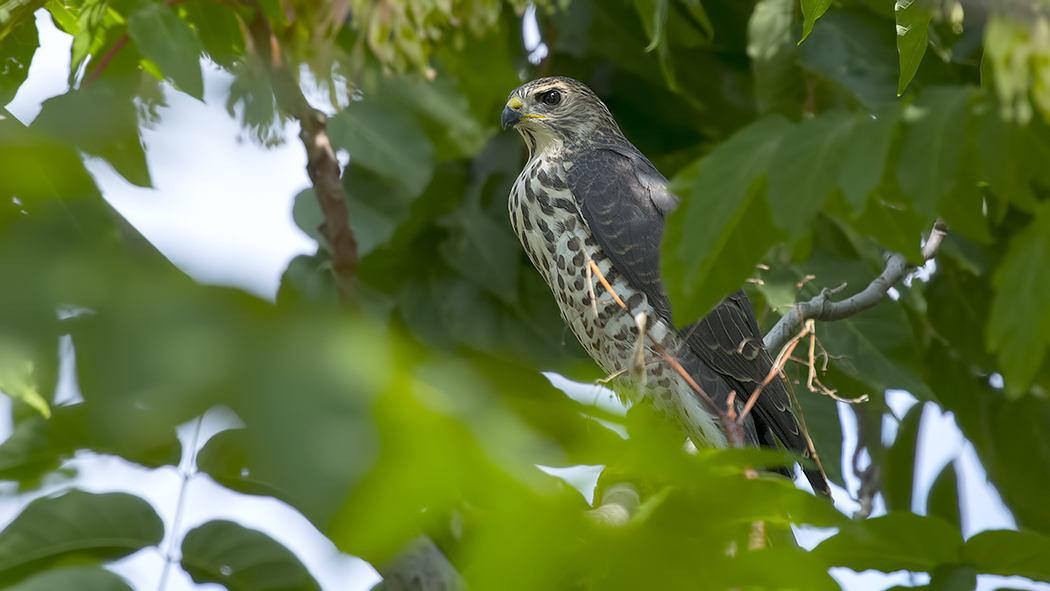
(0, 340), (49, 419)
(882, 403), (922, 513)
(837, 106), (901, 211)
(747, 0), (806, 118)
(196, 429), (287, 500)
(181, 0), (243, 69)
(371, 74), (489, 161)
(30, 84), (151, 187)
(291, 189), (324, 246)
(896, 86), (972, 217)
(978, 109), (1050, 213)
(44, 0), (79, 35)
(0, 17), (38, 107)
(633, 0), (668, 52)
(0, 490), (163, 583)
(438, 203), (521, 306)
(0, 115), (97, 199)
(797, 8), (900, 110)
(767, 110), (855, 236)
(813, 513), (963, 572)
(181, 520), (321, 591)
(895, 0), (933, 95)
(926, 460), (961, 532)
(127, 1), (204, 100)
(963, 530), (1050, 583)
(344, 165), (419, 257)
(5, 566), (133, 591)
(677, 0), (713, 40)
(662, 115), (793, 325)
(799, 0), (832, 44)
(849, 192), (927, 263)
(330, 99), (435, 197)
(70, 0), (110, 77)
(988, 201), (1050, 394)
(929, 564), (977, 591)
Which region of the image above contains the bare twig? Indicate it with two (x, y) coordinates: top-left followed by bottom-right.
(242, 1), (359, 304)
(763, 220), (949, 354)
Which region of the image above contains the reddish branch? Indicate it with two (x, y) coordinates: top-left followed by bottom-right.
(241, 0), (359, 303)
(85, 0), (360, 303)
(82, 0), (187, 87)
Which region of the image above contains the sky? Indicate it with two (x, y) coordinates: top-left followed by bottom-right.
(1, 9), (1048, 591)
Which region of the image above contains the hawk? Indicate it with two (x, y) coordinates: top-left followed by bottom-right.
(501, 76), (829, 496)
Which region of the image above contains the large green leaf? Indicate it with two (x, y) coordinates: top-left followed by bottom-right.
(797, 8), (900, 110)
(0, 112), (97, 200)
(181, 520), (321, 591)
(370, 74), (489, 161)
(0, 490), (163, 583)
(837, 104), (901, 211)
(882, 402), (922, 513)
(181, 0), (243, 69)
(662, 115), (793, 325)
(747, 0), (806, 118)
(896, 86), (973, 217)
(5, 566), (133, 591)
(988, 201), (1050, 394)
(895, 0), (933, 95)
(848, 191), (927, 263)
(813, 513), (963, 572)
(928, 564), (977, 591)
(766, 110), (855, 236)
(30, 84), (151, 187)
(329, 99), (435, 197)
(0, 16), (38, 107)
(925, 344), (1050, 538)
(798, 0), (832, 44)
(963, 530), (1050, 583)
(438, 202), (521, 305)
(127, 1), (204, 100)
(0, 403), (181, 486)
(926, 460), (961, 532)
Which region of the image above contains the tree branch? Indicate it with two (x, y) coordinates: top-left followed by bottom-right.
(763, 220), (949, 353)
(373, 536), (466, 591)
(585, 482), (641, 527)
(242, 1), (359, 304)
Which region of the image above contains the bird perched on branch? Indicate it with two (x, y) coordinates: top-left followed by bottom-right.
(501, 76), (829, 496)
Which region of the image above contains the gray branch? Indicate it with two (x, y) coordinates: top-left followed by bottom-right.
(373, 536), (466, 591)
(763, 220), (949, 353)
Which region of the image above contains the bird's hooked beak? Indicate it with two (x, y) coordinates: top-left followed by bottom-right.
(501, 97), (523, 130)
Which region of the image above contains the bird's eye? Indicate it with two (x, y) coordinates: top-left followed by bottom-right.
(539, 90), (562, 106)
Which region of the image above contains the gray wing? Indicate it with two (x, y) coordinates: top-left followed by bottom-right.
(567, 147), (678, 323)
(566, 147), (830, 496)
(684, 291), (830, 496)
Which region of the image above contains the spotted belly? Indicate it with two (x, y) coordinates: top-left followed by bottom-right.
(508, 159), (726, 449)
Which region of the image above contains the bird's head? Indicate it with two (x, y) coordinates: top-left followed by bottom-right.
(501, 76), (621, 158)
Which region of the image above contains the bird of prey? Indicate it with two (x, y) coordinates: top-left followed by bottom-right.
(501, 76), (829, 496)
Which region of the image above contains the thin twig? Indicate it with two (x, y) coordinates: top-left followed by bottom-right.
(763, 220), (949, 353)
(158, 415), (204, 591)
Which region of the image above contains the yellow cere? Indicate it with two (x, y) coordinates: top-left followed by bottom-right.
(506, 97), (523, 109)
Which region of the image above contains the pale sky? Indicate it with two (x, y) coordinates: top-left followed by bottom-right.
(1, 10), (1047, 591)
